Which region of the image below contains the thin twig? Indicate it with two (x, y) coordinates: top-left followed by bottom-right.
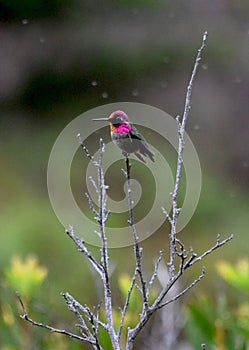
(158, 267), (205, 309)
(85, 192), (99, 219)
(118, 270), (137, 341)
(16, 292), (97, 345)
(62, 292), (108, 331)
(146, 250), (164, 299)
(125, 156), (148, 313)
(169, 31), (208, 280)
(184, 233), (234, 269)
(94, 304), (101, 342)
(87, 308), (102, 350)
(150, 234), (233, 313)
(77, 133), (95, 162)
(97, 139), (120, 350)
(89, 176), (99, 194)
(70, 138), (119, 349)
(161, 206), (172, 225)
(66, 226), (104, 277)
(61, 292), (97, 343)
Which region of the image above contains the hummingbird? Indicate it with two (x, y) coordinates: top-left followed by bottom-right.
(93, 110), (155, 163)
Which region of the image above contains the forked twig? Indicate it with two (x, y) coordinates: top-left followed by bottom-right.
(16, 292), (97, 345)
(158, 268), (206, 309)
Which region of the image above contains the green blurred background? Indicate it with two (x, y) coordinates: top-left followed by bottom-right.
(0, 0), (249, 349)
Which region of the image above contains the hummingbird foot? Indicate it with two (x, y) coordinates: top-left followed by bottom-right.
(122, 151), (129, 158)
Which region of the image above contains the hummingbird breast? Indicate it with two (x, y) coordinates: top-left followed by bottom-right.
(106, 114), (154, 162)
(111, 131), (137, 153)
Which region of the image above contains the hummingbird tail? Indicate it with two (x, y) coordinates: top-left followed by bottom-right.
(134, 152), (146, 163)
(139, 145), (155, 163)
(146, 149), (155, 162)
(134, 149), (155, 163)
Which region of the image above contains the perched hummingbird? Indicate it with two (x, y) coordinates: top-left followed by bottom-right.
(93, 110), (155, 163)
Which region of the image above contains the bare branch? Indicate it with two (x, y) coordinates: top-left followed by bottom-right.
(148, 234), (233, 317)
(126, 32), (212, 350)
(184, 233), (234, 269)
(127, 264), (205, 349)
(181, 31), (208, 131)
(88, 313), (102, 350)
(93, 304), (101, 342)
(175, 238), (189, 274)
(61, 292), (97, 343)
(158, 267), (206, 309)
(66, 226), (103, 277)
(146, 250), (164, 299)
(77, 133), (95, 163)
(61, 292), (108, 332)
(96, 139), (120, 350)
(77, 137), (120, 349)
(118, 270), (137, 341)
(182, 246), (197, 271)
(125, 156), (148, 313)
(161, 206), (172, 225)
(89, 176), (99, 194)
(85, 192), (99, 220)
(169, 31), (208, 280)
(16, 292), (97, 345)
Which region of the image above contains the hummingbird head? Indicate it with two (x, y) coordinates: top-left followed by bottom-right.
(108, 110), (129, 125)
(92, 110), (129, 126)
(92, 110), (131, 133)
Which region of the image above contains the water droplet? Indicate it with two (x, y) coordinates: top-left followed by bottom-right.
(229, 191), (236, 198)
(102, 92), (108, 98)
(22, 19), (28, 25)
(194, 124), (200, 130)
(235, 76), (242, 83)
(39, 37), (45, 43)
(160, 81), (168, 89)
(91, 80), (98, 86)
(132, 8), (139, 15)
(163, 57), (170, 64)
(168, 12), (175, 18)
(202, 63), (208, 70)
(131, 89), (139, 96)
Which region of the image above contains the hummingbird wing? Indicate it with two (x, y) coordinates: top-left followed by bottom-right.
(129, 124), (155, 162)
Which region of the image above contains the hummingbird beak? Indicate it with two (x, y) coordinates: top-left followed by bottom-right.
(92, 118), (109, 121)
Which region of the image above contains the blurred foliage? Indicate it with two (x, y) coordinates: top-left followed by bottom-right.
(184, 259), (249, 349)
(0, 258), (158, 349)
(217, 259), (249, 295)
(0, 255), (85, 349)
(5, 255), (47, 300)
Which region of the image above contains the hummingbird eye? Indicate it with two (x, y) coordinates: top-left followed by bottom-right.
(112, 115), (122, 124)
